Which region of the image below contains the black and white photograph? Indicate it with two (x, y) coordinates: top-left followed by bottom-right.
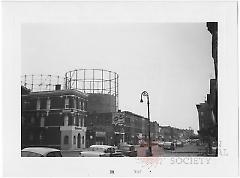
(1, 1), (238, 177)
(20, 22), (218, 158)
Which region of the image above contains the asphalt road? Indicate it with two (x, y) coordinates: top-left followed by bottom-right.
(61, 143), (206, 157)
(136, 143), (206, 157)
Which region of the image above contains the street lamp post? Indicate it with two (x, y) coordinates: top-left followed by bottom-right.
(140, 91), (152, 156)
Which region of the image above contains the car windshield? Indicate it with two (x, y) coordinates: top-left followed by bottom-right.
(106, 148), (115, 153)
(21, 151), (43, 157)
(89, 147), (105, 152)
(89, 147), (115, 153)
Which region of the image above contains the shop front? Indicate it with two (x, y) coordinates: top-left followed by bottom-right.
(95, 131), (106, 145)
(60, 126), (86, 150)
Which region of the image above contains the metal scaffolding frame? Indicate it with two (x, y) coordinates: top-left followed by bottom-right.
(21, 69), (119, 110)
(65, 69), (119, 110)
(21, 74), (65, 92)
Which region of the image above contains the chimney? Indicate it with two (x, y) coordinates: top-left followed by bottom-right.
(55, 84), (61, 90)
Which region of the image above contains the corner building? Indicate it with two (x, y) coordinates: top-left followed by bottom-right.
(21, 88), (88, 150)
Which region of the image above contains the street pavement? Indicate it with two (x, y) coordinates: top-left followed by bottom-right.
(136, 143), (206, 157)
(61, 143), (206, 157)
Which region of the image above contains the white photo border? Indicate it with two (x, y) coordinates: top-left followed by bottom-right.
(1, 1), (238, 177)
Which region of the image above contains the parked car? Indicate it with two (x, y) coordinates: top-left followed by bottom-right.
(21, 147), (62, 157)
(181, 139), (187, 145)
(211, 141), (218, 155)
(151, 141), (158, 146)
(118, 143), (137, 157)
(176, 140), (184, 147)
(158, 141), (164, 147)
(112, 150), (126, 157)
(163, 142), (175, 150)
(80, 145), (118, 157)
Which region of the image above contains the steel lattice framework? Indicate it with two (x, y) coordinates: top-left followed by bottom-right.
(65, 69), (119, 109)
(21, 74), (65, 92)
(21, 69), (119, 110)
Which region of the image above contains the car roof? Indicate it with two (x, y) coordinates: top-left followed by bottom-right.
(164, 142), (172, 144)
(22, 147), (60, 155)
(90, 145), (114, 149)
(119, 143), (134, 146)
(81, 151), (106, 154)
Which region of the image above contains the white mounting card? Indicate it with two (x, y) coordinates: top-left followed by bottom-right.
(1, 0), (238, 177)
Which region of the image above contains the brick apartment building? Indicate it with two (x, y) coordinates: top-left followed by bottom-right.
(195, 22), (218, 153)
(119, 111), (148, 145)
(159, 126), (194, 141)
(21, 86), (88, 150)
(85, 111), (149, 146)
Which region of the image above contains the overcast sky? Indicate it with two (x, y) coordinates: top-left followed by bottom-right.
(21, 23), (215, 132)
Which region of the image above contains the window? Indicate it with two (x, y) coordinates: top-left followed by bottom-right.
(82, 101), (85, 111)
(82, 136), (84, 144)
(82, 118), (84, 127)
(73, 136), (76, 144)
(46, 98), (51, 110)
(30, 116), (35, 124)
(80, 118), (83, 127)
(40, 117), (45, 127)
(64, 136), (69, 144)
(72, 117), (75, 125)
(79, 101), (82, 110)
(65, 98), (69, 109)
(64, 115), (69, 126)
(39, 132), (44, 142)
(125, 118), (130, 124)
(36, 99), (40, 110)
(73, 98), (76, 109)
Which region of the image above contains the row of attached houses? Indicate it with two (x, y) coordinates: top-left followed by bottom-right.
(196, 22), (218, 154)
